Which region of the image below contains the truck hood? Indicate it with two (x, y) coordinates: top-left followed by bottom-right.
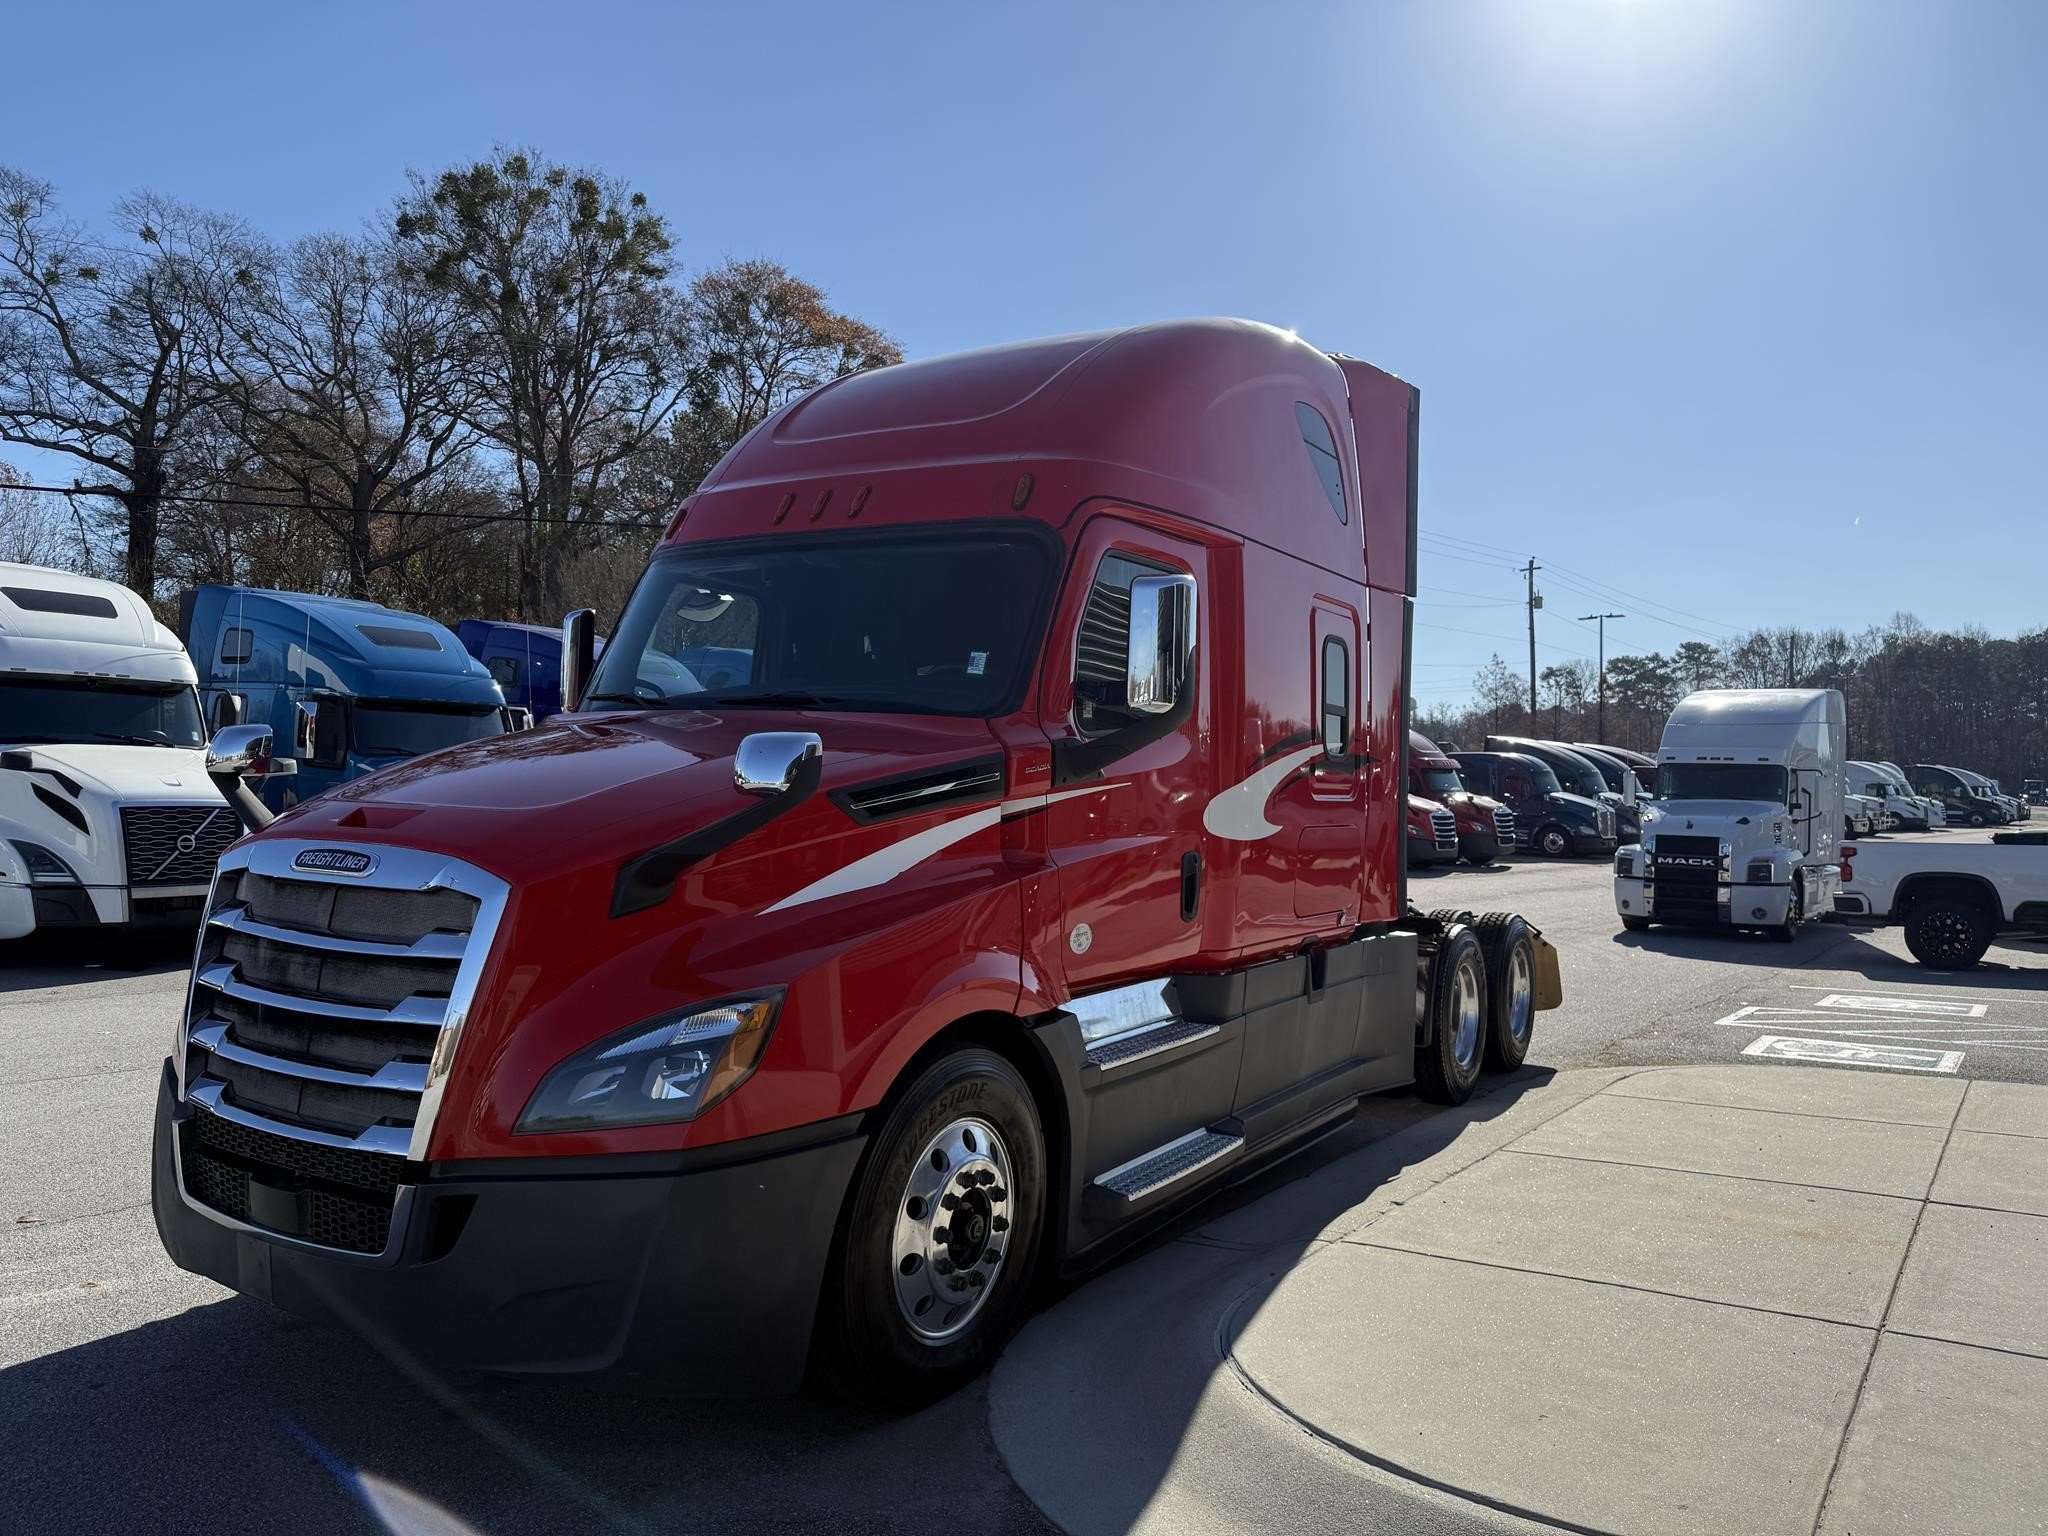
(7, 743), (220, 802)
(269, 708), (1004, 890)
(1640, 800), (1785, 835)
(1549, 791), (1608, 817)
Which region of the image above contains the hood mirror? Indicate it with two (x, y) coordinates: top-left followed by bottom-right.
(562, 608), (598, 713)
(208, 724), (294, 780)
(735, 732), (824, 796)
(1127, 573), (1197, 716)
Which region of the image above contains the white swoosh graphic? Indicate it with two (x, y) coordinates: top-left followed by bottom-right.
(1202, 744), (1323, 841)
(765, 784), (1119, 913)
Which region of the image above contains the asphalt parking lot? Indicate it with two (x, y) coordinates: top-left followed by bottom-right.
(4, 834), (2044, 1535)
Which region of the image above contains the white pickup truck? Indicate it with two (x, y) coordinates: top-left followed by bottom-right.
(1837, 830), (2048, 968)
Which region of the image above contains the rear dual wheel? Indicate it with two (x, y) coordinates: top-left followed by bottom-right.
(1415, 926), (1487, 1104)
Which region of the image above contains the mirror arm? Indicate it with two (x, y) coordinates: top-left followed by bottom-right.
(1050, 647), (1199, 789)
(209, 772), (276, 835)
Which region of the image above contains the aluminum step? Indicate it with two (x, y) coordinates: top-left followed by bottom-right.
(1084, 1019), (1219, 1073)
(1091, 1127), (1243, 1204)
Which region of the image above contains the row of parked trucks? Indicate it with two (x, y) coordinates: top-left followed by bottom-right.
(1404, 731), (1627, 867)
(0, 571), (576, 940)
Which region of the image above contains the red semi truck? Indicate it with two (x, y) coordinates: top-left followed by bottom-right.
(1409, 730), (1516, 864)
(152, 319), (1560, 1403)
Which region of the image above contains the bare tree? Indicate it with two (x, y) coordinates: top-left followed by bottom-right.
(395, 149), (685, 618)
(221, 233), (480, 598)
(0, 458), (79, 567)
(0, 166), (252, 594)
(685, 258), (901, 447)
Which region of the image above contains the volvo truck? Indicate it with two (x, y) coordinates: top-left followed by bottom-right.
(1, 564), (237, 939)
(1614, 688), (1846, 941)
(152, 319), (1562, 1405)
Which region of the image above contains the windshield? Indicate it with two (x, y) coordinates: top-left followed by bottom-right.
(1545, 754), (1606, 797)
(350, 700), (504, 758)
(585, 531), (1053, 716)
(0, 677), (205, 748)
(1656, 762), (1789, 804)
(1418, 765), (1463, 799)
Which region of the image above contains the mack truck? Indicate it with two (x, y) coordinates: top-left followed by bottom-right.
(151, 319), (1562, 1404)
(1614, 688), (1846, 941)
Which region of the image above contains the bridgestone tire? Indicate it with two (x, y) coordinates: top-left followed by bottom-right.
(1473, 913), (1537, 1071)
(816, 1048), (1045, 1408)
(1415, 926), (1487, 1105)
(1903, 897), (1994, 971)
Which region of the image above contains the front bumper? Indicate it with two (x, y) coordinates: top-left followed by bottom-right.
(1406, 834), (1453, 865)
(151, 1062), (866, 1393)
(1613, 877), (1795, 927)
(1456, 830), (1503, 862)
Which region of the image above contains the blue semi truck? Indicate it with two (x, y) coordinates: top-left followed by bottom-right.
(180, 586), (523, 810)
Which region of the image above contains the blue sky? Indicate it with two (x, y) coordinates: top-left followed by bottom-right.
(3, 1), (2041, 706)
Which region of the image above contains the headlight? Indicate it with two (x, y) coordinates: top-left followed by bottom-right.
(1615, 847), (1635, 876)
(9, 840), (81, 884)
(516, 991), (783, 1133)
(1746, 858), (1778, 884)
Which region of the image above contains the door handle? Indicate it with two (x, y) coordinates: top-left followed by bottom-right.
(1180, 851), (1201, 923)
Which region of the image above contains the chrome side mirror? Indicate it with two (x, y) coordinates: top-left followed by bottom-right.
(207, 724), (293, 780)
(503, 706), (534, 733)
(1126, 573), (1197, 716)
(562, 608), (598, 712)
(734, 731), (823, 795)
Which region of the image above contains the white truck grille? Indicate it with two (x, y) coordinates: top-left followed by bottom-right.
(1431, 809), (1458, 852)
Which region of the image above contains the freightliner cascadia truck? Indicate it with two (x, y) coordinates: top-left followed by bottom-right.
(151, 319), (1561, 1404)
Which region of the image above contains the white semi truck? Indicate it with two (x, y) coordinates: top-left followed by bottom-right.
(0, 564), (237, 940)
(1614, 688), (1846, 942)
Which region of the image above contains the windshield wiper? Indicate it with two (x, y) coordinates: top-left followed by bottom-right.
(580, 693), (651, 710)
(684, 689), (857, 709)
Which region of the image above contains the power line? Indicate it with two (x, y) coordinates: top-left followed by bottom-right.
(0, 480), (668, 530)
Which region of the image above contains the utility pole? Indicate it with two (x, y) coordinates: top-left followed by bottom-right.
(1523, 559), (1542, 722)
(1580, 612), (1625, 741)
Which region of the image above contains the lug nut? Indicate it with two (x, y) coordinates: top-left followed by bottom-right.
(991, 1216), (1008, 1233)
(958, 1172), (979, 1190)
(940, 1193), (960, 1211)
(976, 1169), (996, 1186)
(934, 1258), (953, 1275)
(967, 1272), (986, 1289)
(933, 1226), (950, 1243)
(983, 1248), (1002, 1265)
(989, 1187), (1007, 1202)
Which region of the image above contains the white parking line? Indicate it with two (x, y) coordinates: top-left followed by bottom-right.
(1743, 1035), (1965, 1073)
(1815, 993), (1987, 1018)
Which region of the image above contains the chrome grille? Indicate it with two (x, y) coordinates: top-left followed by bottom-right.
(1492, 807), (1517, 844)
(1430, 809), (1458, 852)
(173, 839), (507, 1257)
(1597, 807), (1616, 839)
(121, 804), (238, 886)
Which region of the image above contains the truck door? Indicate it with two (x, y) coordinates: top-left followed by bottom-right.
(1039, 519), (1213, 992)
(1293, 604), (1363, 919)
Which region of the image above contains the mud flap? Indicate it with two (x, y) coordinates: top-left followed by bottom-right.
(1532, 935), (1564, 1011)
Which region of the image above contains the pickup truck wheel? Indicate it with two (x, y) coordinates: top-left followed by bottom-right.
(1903, 898), (1994, 970)
(1415, 926), (1487, 1104)
(817, 1048), (1044, 1407)
(1535, 824), (1571, 858)
(1473, 913), (1537, 1070)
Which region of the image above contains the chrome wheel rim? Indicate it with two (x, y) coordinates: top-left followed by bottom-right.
(1451, 954), (1483, 1071)
(1507, 944), (1534, 1046)
(1542, 829), (1566, 856)
(891, 1116), (1013, 1343)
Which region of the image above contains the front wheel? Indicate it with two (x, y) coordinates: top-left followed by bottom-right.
(1415, 926), (1487, 1104)
(1536, 825), (1571, 858)
(1769, 880), (1804, 943)
(816, 1048), (1045, 1407)
(1621, 915), (1651, 932)
(1967, 812), (1986, 827)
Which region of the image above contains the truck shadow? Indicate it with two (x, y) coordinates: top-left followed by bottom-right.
(0, 1076), (1550, 1536)
(1610, 923), (2048, 984)
(0, 930), (195, 993)
(0, 1284), (1053, 1535)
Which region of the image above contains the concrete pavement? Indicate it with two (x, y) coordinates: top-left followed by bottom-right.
(990, 1063), (2048, 1536)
